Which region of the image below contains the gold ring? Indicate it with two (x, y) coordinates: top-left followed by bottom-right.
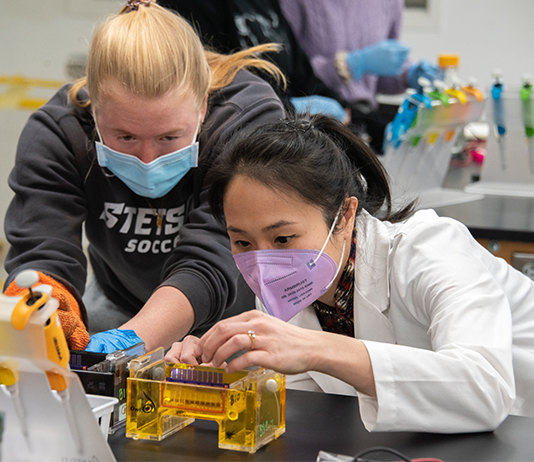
(248, 330), (256, 350)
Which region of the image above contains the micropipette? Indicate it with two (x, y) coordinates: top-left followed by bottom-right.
(491, 70), (506, 170)
(393, 78), (433, 178)
(388, 77), (432, 149)
(388, 94), (419, 150)
(441, 77), (467, 157)
(428, 80), (451, 107)
(417, 80), (452, 178)
(462, 77), (484, 103)
(425, 80), (450, 149)
(0, 362), (32, 450)
(410, 78), (436, 173)
(445, 76), (467, 104)
(10, 270), (83, 454)
(520, 74), (534, 174)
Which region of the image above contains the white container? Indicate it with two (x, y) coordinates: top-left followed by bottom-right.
(87, 394), (118, 440)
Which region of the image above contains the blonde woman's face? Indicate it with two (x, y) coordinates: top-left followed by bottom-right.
(94, 83), (207, 163)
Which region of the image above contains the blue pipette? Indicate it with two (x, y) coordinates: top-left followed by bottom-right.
(392, 78), (434, 179)
(491, 70), (506, 170)
(387, 77), (433, 149)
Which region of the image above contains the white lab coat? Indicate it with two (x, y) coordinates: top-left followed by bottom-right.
(258, 209), (534, 433)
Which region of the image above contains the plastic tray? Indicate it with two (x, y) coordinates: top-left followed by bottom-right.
(87, 394), (118, 439)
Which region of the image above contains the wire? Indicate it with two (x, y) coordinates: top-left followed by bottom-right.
(413, 459), (445, 462)
(352, 446), (444, 462)
(354, 446), (411, 461)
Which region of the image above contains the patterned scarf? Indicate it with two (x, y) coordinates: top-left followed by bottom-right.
(312, 228), (357, 337)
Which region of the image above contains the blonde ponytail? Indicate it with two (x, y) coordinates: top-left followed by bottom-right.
(206, 44), (285, 93)
(68, 1), (285, 109)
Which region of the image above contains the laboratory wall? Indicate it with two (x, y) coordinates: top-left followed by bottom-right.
(0, 0), (533, 284)
(0, 0), (122, 284)
(401, 0), (534, 90)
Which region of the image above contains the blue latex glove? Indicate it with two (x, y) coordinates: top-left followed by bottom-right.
(290, 95), (347, 121)
(407, 60), (442, 90)
(85, 328), (143, 353)
(346, 39), (410, 80)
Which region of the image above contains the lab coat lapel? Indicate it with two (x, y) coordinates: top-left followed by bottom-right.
(283, 212), (397, 395)
(353, 211), (396, 344)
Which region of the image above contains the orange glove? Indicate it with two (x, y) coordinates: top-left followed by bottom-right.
(5, 271), (90, 351)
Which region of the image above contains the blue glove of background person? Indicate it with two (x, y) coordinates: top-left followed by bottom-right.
(407, 60), (442, 90)
(85, 328), (143, 353)
(290, 95), (347, 122)
(346, 39), (410, 80)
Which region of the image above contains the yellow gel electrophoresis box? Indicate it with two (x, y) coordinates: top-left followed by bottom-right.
(126, 348), (286, 453)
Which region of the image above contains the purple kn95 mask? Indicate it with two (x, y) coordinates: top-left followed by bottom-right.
(233, 206), (346, 321)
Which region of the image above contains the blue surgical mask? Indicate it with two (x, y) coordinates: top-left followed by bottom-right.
(94, 118), (201, 198)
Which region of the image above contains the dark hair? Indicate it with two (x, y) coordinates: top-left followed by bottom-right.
(207, 113), (414, 229)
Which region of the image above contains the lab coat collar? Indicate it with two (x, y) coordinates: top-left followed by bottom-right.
(291, 210), (396, 344)
(353, 210), (396, 344)
(286, 211), (397, 395)
(354, 209), (391, 312)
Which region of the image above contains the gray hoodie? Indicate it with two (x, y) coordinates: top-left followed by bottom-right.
(4, 69), (284, 333)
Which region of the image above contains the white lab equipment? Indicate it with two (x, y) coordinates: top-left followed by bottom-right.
(0, 271), (117, 462)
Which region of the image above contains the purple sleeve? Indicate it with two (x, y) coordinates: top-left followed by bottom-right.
(281, 0), (410, 101)
(309, 55), (353, 96)
(279, 0), (354, 95)
(376, 0), (410, 95)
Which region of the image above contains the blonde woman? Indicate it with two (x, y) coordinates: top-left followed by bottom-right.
(3, 0), (285, 353)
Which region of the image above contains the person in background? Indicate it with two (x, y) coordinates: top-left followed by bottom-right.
(159, 0), (349, 122)
(166, 113), (534, 432)
(3, 0), (285, 353)
(279, 0), (440, 152)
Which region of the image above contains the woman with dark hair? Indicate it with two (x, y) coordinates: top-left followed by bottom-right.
(166, 113), (534, 433)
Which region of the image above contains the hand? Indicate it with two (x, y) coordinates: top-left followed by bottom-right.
(85, 328), (143, 353)
(165, 336), (227, 368)
(407, 60), (441, 90)
(165, 335), (202, 364)
(290, 96), (348, 122)
(196, 310), (318, 374)
(198, 311), (376, 396)
(346, 39), (410, 80)
(4, 271), (90, 350)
